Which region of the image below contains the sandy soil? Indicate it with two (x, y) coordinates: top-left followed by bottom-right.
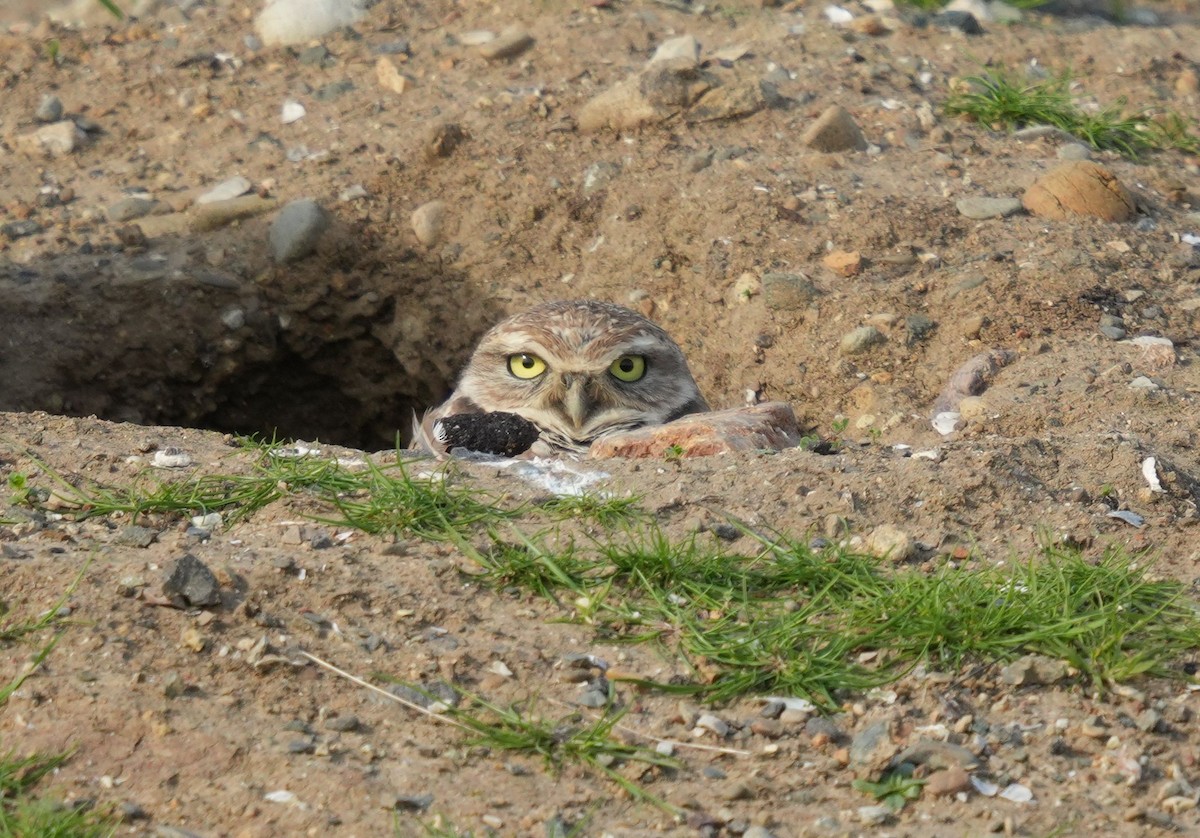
(2, 0), (1200, 835)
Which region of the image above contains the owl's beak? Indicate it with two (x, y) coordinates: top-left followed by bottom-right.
(561, 375), (591, 430)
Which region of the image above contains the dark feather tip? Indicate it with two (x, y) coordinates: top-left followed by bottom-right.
(434, 412), (541, 457)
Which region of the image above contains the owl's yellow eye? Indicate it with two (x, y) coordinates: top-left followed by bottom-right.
(609, 354), (646, 382)
(507, 353), (547, 380)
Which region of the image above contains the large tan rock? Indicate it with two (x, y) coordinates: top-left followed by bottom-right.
(1022, 160), (1135, 221)
(589, 402), (803, 459)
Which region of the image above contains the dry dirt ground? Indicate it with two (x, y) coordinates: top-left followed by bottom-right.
(3, 0), (1200, 835)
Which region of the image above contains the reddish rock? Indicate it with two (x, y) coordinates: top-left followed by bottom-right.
(925, 767), (971, 797)
(589, 402), (803, 459)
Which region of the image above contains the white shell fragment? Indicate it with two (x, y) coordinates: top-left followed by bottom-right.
(1107, 509), (1145, 528)
(264, 790), (297, 804)
(999, 783), (1034, 803)
(824, 5), (854, 24)
(932, 411), (961, 435)
(761, 696), (818, 713)
(1142, 457), (1164, 493)
(152, 447), (193, 468)
(281, 100), (307, 124)
(970, 776), (1000, 797)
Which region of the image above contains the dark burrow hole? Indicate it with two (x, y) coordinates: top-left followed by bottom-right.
(0, 251), (471, 452)
(193, 348), (434, 452)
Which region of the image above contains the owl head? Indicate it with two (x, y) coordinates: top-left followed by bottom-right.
(430, 300), (709, 453)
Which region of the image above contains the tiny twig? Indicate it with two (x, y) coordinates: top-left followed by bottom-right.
(299, 650), (473, 733)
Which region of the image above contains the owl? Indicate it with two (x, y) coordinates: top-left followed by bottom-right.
(417, 300), (709, 456)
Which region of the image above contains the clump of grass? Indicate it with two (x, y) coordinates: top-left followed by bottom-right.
(0, 751), (115, 837)
(17, 442), (514, 541)
(945, 69), (1200, 157)
(448, 696), (679, 812)
(467, 526), (1200, 705)
(537, 494), (646, 528)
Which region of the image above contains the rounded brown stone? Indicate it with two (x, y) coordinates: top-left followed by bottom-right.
(1021, 160), (1135, 222)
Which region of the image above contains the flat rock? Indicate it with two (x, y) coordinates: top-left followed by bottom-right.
(191, 195), (278, 232)
(893, 739), (980, 770)
(478, 26), (534, 61)
(269, 198), (331, 263)
(15, 120), (86, 157)
(802, 105), (867, 152)
(1022, 161), (1135, 222)
(108, 196), (157, 222)
(578, 58), (712, 132)
(840, 326), (885, 355)
(1000, 653), (1070, 686)
(196, 177), (253, 205)
(956, 196), (1024, 220)
(589, 402), (803, 459)
(687, 80), (780, 123)
(650, 34), (700, 65)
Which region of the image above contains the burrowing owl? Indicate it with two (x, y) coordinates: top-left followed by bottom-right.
(418, 300), (709, 456)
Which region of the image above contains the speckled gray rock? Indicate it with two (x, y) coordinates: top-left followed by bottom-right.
(269, 198), (331, 263)
(762, 272), (821, 312)
(955, 196), (1023, 220)
(840, 325), (885, 355)
(108, 196), (156, 222)
(162, 553), (221, 607)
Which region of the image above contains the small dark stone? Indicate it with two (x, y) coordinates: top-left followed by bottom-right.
(905, 314), (936, 341)
(326, 715), (360, 732)
(387, 793), (433, 812)
(435, 411), (541, 457)
(702, 766), (727, 779)
(805, 715), (846, 742)
(2, 220), (43, 239)
(161, 554), (221, 606)
(115, 525), (158, 548)
(316, 80), (354, 101)
(933, 10), (983, 33)
(287, 737), (315, 754)
(711, 523), (742, 542)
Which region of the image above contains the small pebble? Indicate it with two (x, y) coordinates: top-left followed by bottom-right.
(36, 94), (64, 123)
(269, 199), (331, 263)
(411, 200), (446, 247)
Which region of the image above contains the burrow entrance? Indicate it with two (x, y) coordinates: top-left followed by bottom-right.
(0, 247), (494, 451)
